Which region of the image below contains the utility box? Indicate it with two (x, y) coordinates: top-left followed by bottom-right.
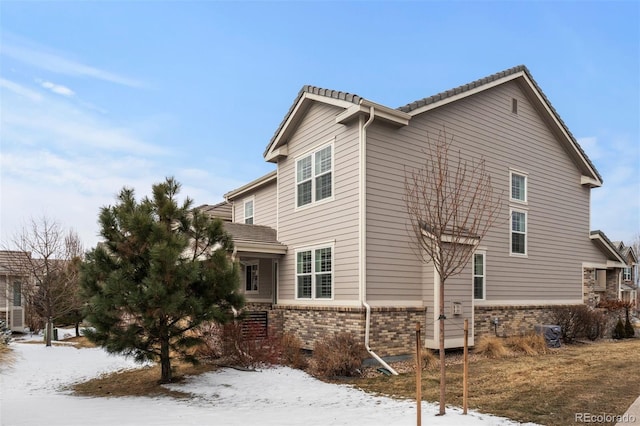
(534, 324), (561, 348)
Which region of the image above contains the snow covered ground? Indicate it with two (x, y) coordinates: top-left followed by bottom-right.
(0, 335), (537, 426)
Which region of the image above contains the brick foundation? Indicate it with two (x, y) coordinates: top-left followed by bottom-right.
(473, 305), (559, 339)
(242, 303), (613, 357)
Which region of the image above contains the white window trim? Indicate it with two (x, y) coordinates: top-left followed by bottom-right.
(509, 169), (528, 204)
(473, 250), (486, 300)
(244, 261), (259, 294)
(623, 267), (632, 281)
(294, 242), (335, 301)
(510, 207), (528, 257)
(294, 140), (335, 211)
(243, 197), (255, 225)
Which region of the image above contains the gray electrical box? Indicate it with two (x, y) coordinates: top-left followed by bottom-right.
(534, 324), (561, 348)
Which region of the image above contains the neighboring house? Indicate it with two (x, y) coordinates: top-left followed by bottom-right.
(0, 251), (28, 332)
(583, 231), (634, 306)
(616, 240), (638, 308)
(204, 65), (615, 358)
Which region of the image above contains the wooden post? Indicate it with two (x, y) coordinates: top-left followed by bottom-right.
(463, 318), (469, 414)
(416, 322), (422, 426)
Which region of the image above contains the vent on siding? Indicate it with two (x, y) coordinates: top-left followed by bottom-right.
(512, 98), (518, 114)
(241, 311), (268, 339)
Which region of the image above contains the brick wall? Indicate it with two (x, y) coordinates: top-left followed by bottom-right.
(271, 305), (427, 357)
(473, 305), (558, 339)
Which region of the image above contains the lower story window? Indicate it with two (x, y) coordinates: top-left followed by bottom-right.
(511, 209), (527, 255)
(473, 252), (485, 300)
(245, 263), (259, 293)
(296, 246), (333, 299)
(13, 281), (21, 307)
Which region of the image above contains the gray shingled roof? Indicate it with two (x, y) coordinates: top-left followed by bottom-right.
(397, 65), (601, 183)
(197, 201), (232, 222)
(590, 230), (626, 262)
(263, 85), (363, 157)
(222, 222), (282, 245)
(263, 65), (602, 183)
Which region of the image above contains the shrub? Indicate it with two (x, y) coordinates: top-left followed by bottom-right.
(312, 332), (367, 377)
(507, 333), (548, 355)
(221, 321), (283, 368)
(613, 318), (625, 340)
(280, 332), (308, 369)
(189, 321), (224, 359)
(550, 305), (606, 343)
(624, 317), (635, 338)
(415, 348), (438, 370)
(475, 336), (510, 358)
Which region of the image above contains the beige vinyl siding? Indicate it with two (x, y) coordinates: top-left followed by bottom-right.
(232, 181), (278, 229)
(276, 102), (360, 303)
(367, 80), (601, 305)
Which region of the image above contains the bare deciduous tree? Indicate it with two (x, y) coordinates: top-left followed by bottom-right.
(4, 217), (84, 346)
(404, 128), (503, 415)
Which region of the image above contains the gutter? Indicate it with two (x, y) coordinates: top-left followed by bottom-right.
(359, 104), (398, 376)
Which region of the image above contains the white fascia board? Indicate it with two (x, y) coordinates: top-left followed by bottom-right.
(265, 146), (288, 163)
(234, 241), (287, 255)
(265, 92), (357, 161)
(336, 101), (410, 127)
(225, 171), (277, 200)
(581, 175), (602, 188)
(606, 260), (627, 268)
(408, 71), (525, 116)
(421, 229), (480, 245)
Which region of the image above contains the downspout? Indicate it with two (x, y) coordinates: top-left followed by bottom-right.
(360, 104), (398, 375)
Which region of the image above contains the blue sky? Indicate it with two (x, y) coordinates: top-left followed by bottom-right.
(1, 1), (638, 249)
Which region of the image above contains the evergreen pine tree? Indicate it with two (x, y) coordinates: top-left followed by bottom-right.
(80, 178), (243, 383)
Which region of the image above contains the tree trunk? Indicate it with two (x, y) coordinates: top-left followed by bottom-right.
(160, 335), (172, 383)
(438, 278), (446, 415)
(45, 318), (53, 347)
(75, 321), (80, 337)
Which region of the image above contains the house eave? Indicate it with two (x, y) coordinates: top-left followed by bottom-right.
(234, 241), (287, 255)
(263, 92), (356, 161)
(335, 100), (410, 127)
(224, 171), (277, 201)
(581, 175), (602, 188)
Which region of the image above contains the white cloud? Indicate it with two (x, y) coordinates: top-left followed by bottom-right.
(0, 31), (144, 88)
(37, 79), (75, 97)
(0, 77), (42, 101)
(580, 134), (640, 242)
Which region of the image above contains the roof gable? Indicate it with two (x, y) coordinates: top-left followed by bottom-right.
(261, 66), (602, 185)
(590, 230), (627, 264)
(398, 65), (602, 186)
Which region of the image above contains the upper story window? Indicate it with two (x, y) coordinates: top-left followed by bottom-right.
(296, 144), (333, 208)
(510, 170), (527, 203)
(473, 252), (486, 300)
(623, 267), (632, 281)
(510, 209), (527, 256)
(296, 245), (333, 299)
(243, 198), (254, 224)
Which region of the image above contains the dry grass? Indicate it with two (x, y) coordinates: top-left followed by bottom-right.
(72, 361), (218, 398)
(507, 333), (548, 356)
(474, 335), (511, 358)
(349, 339), (640, 426)
(0, 343), (13, 367)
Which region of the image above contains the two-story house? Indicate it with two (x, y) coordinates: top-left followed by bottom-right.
(206, 65), (619, 360)
(0, 251), (28, 332)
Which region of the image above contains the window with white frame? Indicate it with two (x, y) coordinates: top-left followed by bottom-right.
(511, 209), (527, 255)
(296, 144), (332, 208)
(623, 267), (632, 281)
(244, 199), (254, 224)
(13, 281), (21, 307)
(245, 262), (259, 293)
(473, 252), (485, 300)
(510, 170), (527, 203)
(296, 246), (333, 299)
